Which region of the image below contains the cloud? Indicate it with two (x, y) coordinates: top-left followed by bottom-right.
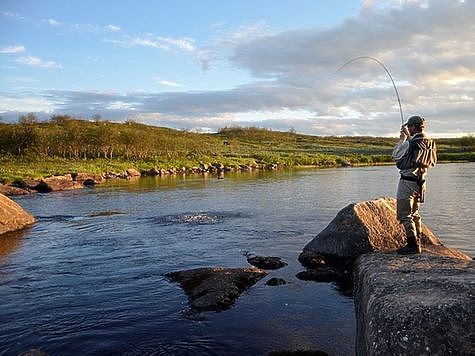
(106, 24), (121, 32)
(154, 79), (185, 88)
(14, 56), (61, 69)
(104, 34), (195, 53)
(0, 11), (25, 20)
(0, 44), (26, 54)
(47, 18), (62, 26)
(195, 20), (271, 70)
(3, 0), (474, 137)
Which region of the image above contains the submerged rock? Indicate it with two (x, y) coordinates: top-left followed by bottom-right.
(296, 267), (345, 282)
(165, 267), (267, 312)
(354, 252), (474, 355)
(301, 197), (471, 260)
(247, 256), (288, 270)
(0, 193), (36, 235)
(266, 277), (287, 286)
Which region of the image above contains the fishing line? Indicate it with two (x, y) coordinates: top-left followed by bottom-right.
(335, 56), (404, 125)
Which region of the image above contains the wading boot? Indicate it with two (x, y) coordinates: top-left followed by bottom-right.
(397, 235), (422, 255)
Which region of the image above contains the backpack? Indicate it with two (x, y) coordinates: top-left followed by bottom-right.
(396, 136), (437, 170)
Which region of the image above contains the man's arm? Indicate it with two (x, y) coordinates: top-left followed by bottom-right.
(392, 125), (410, 160)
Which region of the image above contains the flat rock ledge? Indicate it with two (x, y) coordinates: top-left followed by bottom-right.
(354, 252), (474, 356)
(165, 267), (267, 312)
(0, 193), (36, 235)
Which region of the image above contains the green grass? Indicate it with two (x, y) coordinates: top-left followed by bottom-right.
(0, 121), (473, 183)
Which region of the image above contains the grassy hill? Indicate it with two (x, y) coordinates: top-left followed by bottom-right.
(0, 118), (473, 182)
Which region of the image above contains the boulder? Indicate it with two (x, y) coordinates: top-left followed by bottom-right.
(11, 178), (42, 191)
(247, 256), (288, 270)
(0, 184), (30, 196)
(35, 175), (83, 192)
(72, 172), (104, 185)
(165, 267), (267, 311)
(0, 193), (36, 235)
(301, 197), (445, 260)
(354, 252), (474, 355)
(126, 168), (141, 177)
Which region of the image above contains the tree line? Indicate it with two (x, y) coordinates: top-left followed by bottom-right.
(0, 114), (218, 160)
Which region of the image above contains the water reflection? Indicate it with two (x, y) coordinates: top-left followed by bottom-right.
(0, 228), (31, 258)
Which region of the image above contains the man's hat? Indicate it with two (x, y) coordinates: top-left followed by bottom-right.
(405, 115), (425, 128)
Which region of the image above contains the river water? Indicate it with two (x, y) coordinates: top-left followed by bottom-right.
(1, 163), (473, 355)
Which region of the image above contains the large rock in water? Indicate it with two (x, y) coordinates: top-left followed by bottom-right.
(0, 193), (36, 235)
(301, 197), (469, 260)
(35, 175), (83, 192)
(166, 267), (267, 312)
(354, 253), (474, 355)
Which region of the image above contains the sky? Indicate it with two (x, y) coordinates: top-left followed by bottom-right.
(0, 0), (473, 137)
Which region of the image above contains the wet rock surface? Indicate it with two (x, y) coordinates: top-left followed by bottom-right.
(354, 252), (474, 356)
(0, 193), (36, 235)
(165, 267), (267, 312)
(247, 256), (288, 270)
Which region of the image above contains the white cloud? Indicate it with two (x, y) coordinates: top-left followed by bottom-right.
(15, 56), (61, 69)
(0, 45), (26, 54)
(2, 1), (474, 137)
(106, 24), (121, 32)
(1, 11), (25, 20)
(158, 36), (196, 52)
(156, 80), (184, 88)
(105, 34), (196, 53)
(47, 18), (62, 26)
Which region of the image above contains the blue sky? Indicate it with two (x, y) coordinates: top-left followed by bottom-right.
(1, 0), (473, 137)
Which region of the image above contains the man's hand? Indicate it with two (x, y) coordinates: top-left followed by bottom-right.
(400, 125), (410, 140)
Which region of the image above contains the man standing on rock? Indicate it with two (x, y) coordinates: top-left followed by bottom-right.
(392, 116), (437, 255)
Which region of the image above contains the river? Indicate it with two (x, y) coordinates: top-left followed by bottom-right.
(1, 163), (473, 355)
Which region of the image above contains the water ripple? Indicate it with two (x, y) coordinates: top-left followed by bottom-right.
(144, 211), (246, 226)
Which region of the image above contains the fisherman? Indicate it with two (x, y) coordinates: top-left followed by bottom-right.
(392, 115), (437, 255)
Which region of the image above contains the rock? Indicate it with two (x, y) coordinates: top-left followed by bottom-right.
(354, 252), (474, 356)
(301, 197), (464, 260)
(0, 193), (36, 235)
(266, 277), (287, 286)
(147, 167), (161, 176)
(0, 184), (30, 196)
(296, 267), (345, 282)
(165, 267), (267, 312)
(72, 172), (104, 185)
(298, 251), (326, 268)
(11, 178), (42, 191)
(126, 168), (141, 177)
(35, 175), (83, 192)
(247, 256), (288, 270)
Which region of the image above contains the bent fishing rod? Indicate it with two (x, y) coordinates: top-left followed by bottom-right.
(335, 56), (404, 125)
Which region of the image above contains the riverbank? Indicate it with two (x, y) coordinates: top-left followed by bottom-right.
(1, 121), (473, 183)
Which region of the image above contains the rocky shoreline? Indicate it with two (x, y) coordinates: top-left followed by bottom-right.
(0, 162), (284, 196)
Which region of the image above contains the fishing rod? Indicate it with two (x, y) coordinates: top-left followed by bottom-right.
(335, 56), (404, 125)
